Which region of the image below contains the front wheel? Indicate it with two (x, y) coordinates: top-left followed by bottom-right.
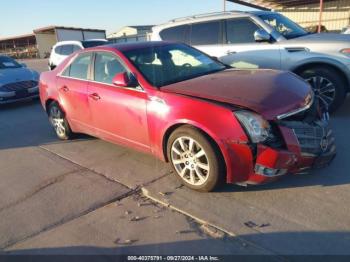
(167, 126), (224, 192)
(48, 102), (73, 140)
(299, 67), (346, 112)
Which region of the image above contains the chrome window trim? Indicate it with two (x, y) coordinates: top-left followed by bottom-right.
(57, 75), (145, 93)
(57, 50), (145, 93)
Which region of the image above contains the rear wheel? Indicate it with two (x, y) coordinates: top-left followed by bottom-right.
(299, 67), (346, 112)
(167, 126), (224, 192)
(48, 102), (73, 140)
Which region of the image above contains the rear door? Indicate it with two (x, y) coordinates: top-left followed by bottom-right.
(57, 52), (93, 133)
(190, 20), (225, 59)
(219, 17), (281, 69)
(88, 51), (150, 151)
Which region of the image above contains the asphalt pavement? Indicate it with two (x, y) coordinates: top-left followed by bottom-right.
(0, 59), (349, 258)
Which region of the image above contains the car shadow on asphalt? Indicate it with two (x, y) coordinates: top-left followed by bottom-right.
(0, 99), (95, 151)
(3, 231), (350, 257)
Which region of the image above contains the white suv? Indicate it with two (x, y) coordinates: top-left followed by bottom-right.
(152, 11), (350, 112)
(48, 39), (108, 70)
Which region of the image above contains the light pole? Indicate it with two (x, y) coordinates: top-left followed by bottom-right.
(318, 0), (324, 33)
(223, 0), (226, 12)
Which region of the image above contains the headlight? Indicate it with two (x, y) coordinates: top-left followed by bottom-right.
(234, 111), (271, 143)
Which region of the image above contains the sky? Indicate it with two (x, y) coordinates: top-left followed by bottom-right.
(0, 0), (255, 37)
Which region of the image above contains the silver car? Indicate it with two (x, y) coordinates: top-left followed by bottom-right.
(0, 56), (39, 104)
(152, 11), (350, 112)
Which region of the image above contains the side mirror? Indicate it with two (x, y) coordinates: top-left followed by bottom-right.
(254, 29), (271, 42)
(113, 72), (130, 87)
(112, 72), (138, 87)
(21, 63), (27, 68)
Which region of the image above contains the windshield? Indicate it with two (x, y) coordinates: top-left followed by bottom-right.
(123, 43), (226, 87)
(0, 56), (22, 69)
(259, 13), (308, 39)
(82, 40), (108, 48)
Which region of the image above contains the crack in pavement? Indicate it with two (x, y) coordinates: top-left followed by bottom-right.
(0, 170), (79, 213)
(0, 143), (171, 249)
(141, 187), (286, 260)
(39, 145), (130, 187)
(2, 187), (140, 250)
(5, 143), (280, 257)
(38, 143), (172, 193)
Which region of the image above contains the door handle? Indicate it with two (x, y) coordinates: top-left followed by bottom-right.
(60, 86), (69, 92)
(89, 93), (101, 101)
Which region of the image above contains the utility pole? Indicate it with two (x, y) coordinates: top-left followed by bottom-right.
(223, 0), (226, 11)
(318, 0), (324, 33)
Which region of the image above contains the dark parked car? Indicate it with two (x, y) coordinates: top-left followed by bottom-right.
(0, 56), (39, 104)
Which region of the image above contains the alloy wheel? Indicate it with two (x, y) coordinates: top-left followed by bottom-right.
(49, 106), (66, 137)
(171, 136), (210, 186)
(305, 76), (336, 109)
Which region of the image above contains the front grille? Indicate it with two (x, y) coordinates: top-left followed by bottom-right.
(280, 121), (336, 156)
(0, 80), (38, 92)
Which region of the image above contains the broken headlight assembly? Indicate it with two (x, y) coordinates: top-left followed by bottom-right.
(234, 111), (272, 143)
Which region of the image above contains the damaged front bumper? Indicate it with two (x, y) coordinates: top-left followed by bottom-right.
(231, 108), (336, 185)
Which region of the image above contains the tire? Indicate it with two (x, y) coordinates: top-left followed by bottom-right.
(299, 67), (346, 112)
(167, 126), (224, 192)
(48, 102), (73, 140)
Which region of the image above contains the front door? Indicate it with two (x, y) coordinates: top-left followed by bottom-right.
(88, 51), (150, 151)
(216, 18), (281, 70)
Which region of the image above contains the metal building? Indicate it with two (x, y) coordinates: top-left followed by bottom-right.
(107, 25), (154, 43)
(228, 0), (350, 32)
(0, 26), (106, 59)
(0, 34), (38, 59)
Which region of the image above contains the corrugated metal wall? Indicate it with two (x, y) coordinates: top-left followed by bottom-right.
(277, 0), (350, 31)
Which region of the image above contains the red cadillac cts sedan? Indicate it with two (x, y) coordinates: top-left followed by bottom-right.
(39, 42), (336, 192)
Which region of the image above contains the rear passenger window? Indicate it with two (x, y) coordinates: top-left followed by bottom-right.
(190, 21), (221, 45)
(60, 45), (74, 55)
(62, 53), (92, 80)
(94, 52), (126, 84)
(55, 46), (63, 55)
(160, 25), (190, 44)
(72, 45), (82, 52)
(226, 18), (260, 44)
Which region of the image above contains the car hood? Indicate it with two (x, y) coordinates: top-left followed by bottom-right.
(290, 32), (350, 43)
(0, 67), (38, 86)
(161, 69), (311, 120)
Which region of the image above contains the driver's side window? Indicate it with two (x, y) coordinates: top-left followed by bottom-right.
(226, 18), (260, 44)
(94, 52), (126, 85)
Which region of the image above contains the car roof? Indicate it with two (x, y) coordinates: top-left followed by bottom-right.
(54, 40), (82, 47)
(98, 41), (176, 52)
(82, 39), (108, 42)
(54, 39), (107, 47)
(153, 10), (274, 30)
